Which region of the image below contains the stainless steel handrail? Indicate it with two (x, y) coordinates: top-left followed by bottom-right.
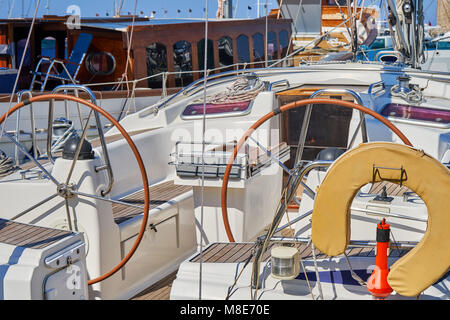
(267, 79), (290, 91)
(15, 90), (37, 165)
(49, 84), (114, 196)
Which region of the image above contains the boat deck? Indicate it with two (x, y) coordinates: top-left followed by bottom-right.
(132, 239), (413, 300)
(132, 271), (178, 300)
(0, 218), (72, 249)
(369, 180), (413, 197)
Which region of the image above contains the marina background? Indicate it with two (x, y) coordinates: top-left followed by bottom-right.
(0, 0), (438, 25)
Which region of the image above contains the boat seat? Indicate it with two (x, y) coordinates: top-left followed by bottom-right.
(112, 180), (192, 224)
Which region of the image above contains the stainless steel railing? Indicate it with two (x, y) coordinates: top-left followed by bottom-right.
(49, 84), (114, 196)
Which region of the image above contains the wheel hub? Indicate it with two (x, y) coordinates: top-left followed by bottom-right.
(56, 183), (76, 199)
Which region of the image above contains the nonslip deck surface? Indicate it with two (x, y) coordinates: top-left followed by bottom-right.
(0, 218), (72, 249)
(112, 180), (192, 224)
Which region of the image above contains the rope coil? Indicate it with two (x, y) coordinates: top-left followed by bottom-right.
(0, 149), (16, 178)
(193, 76), (265, 105)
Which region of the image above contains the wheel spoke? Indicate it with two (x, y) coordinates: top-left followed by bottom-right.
(4, 132), (60, 186)
(248, 135), (291, 175)
(10, 193), (58, 221)
(71, 189), (144, 210)
(65, 198), (73, 231)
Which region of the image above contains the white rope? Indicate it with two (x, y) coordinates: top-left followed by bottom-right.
(310, 240), (324, 300)
(343, 251), (367, 287)
(0, 149), (16, 178)
(193, 76), (265, 104)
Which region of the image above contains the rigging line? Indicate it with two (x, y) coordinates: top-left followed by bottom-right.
(278, 0), (379, 67)
(273, 1), (360, 68)
(334, 0), (353, 42)
(277, 0), (283, 19)
(279, 0), (303, 67)
(234, 0), (239, 17)
(225, 244), (257, 300)
(122, 0), (138, 89)
(265, 0), (268, 67)
(199, 0), (210, 301)
(1, 0), (41, 140)
(8, 0), (15, 18)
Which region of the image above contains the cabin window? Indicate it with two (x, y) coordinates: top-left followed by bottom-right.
(425, 41), (450, 50)
(252, 33), (265, 67)
(324, 0), (347, 4)
(370, 38), (386, 50)
(173, 40), (193, 87)
(197, 39), (215, 72)
(16, 38), (31, 68)
(279, 30), (289, 59)
(85, 52), (116, 76)
(237, 34), (250, 63)
(267, 31), (278, 62)
(146, 42), (167, 88)
(41, 37), (56, 58)
(181, 101), (252, 120)
(218, 36), (234, 70)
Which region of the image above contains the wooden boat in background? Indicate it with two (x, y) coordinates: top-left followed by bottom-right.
(0, 14), (292, 162)
(275, 0), (379, 64)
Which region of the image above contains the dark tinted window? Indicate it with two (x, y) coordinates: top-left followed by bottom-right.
(218, 36), (234, 70)
(252, 33), (265, 66)
(268, 31), (278, 62)
(237, 34), (250, 63)
(370, 38), (386, 49)
(197, 39), (215, 71)
(41, 37), (56, 58)
(279, 30), (289, 58)
(173, 40), (193, 87)
(146, 42), (167, 88)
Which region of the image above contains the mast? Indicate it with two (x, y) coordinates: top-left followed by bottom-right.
(386, 0), (425, 68)
(224, 0), (233, 18)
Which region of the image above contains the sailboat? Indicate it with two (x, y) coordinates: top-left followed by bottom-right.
(0, 0), (448, 300)
(355, 0), (450, 73)
(0, 1), (293, 164)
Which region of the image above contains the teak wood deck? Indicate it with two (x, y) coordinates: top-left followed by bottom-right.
(0, 218), (72, 249)
(112, 180), (192, 224)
